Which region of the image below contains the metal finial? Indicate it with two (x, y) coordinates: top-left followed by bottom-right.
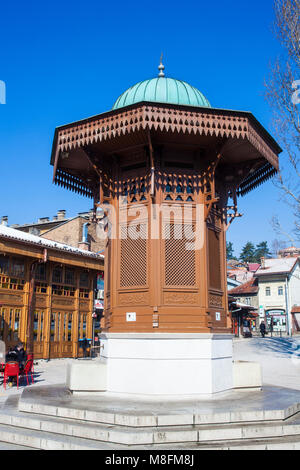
(158, 53), (165, 77)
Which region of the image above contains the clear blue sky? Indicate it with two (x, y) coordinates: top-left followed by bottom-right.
(0, 0), (295, 256)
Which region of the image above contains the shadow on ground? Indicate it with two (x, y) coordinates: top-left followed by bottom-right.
(0, 371), (43, 391)
(244, 337), (300, 358)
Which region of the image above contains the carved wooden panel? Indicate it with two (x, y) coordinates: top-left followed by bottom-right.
(52, 298), (75, 308)
(79, 301), (89, 311)
(164, 291), (198, 305)
(35, 295), (47, 308)
(208, 228), (222, 290)
(209, 293), (223, 309)
(118, 291), (149, 305)
(0, 293), (23, 304)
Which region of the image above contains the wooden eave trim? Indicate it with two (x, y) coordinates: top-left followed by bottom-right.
(51, 103), (280, 171)
(0, 239), (104, 271)
(51, 101), (281, 151)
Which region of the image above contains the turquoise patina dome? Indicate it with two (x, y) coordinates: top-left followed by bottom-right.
(112, 60), (211, 110)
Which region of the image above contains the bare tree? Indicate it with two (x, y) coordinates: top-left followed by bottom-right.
(265, 0), (300, 242)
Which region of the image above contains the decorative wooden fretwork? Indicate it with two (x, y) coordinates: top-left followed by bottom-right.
(53, 103), (279, 170)
(119, 173), (151, 205)
(159, 171), (197, 203)
(164, 223), (196, 287)
(237, 163), (277, 196)
(54, 168), (94, 198)
(120, 224), (147, 287)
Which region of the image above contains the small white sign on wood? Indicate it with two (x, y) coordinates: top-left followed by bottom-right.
(215, 312), (221, 321)
(126, 312), (136, 322)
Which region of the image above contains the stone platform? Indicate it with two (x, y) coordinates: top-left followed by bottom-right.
(19, 384), (300, 427)
(0, 384), (294, 449)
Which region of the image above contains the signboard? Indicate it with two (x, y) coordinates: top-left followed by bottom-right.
(259, 306), (265, 318)
(126, 312), (136, 322)
(266, 309), (285, 317)
(215, 312), (221, 321)
(94, 299), (104, 310)
(97, 272), (104, 290)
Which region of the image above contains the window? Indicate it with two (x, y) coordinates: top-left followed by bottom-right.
(65, 268), (75, 286)
(266, 287), (271, 296)
(52, 284), (75, 297)
(0, 275), (25, 291)
(278, 286), (284, 296)
(10, 258), (24, 278)
(35, 263), (47, 281)
(0, 308), (5, 339)
(52, 266), (63, 284)
(35, 282), (47, 294)
(79, 288), (89, 298)
(0, 256), (9, 275)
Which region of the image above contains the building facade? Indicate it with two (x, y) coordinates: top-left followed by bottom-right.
(256, 258), (300, 334)
(1, 209), (106, 254)
(0, 225), (104, 358)
(228, 278), (259, 335)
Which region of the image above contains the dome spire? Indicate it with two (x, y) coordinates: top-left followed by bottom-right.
(158, 53), (165, 77)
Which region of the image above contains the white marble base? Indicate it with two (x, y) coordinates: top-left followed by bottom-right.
(66, 360), (107, 392)
(97, 333), (233, 395)
(233, 361), (262, 390)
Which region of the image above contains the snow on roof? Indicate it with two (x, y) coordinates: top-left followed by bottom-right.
(279, 246), (300, 253)
(227, 268), (254, 284)
(256, 257), (298, 276)
(0, 225), (104, 260)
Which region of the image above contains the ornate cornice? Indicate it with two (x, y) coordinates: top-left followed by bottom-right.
(51, 102), (281, 197)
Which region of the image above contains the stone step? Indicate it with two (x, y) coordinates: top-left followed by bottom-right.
(18, 384), (300, 428)
(198, 436), (300, 450)
(2, 395), (300, 447)
(19, 385), (300, 428)
(0, 422), (124, 450)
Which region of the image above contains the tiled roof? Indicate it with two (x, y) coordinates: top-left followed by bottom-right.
(228, 278), (259, 295)
(292, 306), (300, 314)
(248, 263), (260, 272)
(0, 225), (104, 260)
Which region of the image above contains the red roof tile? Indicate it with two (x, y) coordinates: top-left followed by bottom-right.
(228, 278), (259, 295)
(248, 263), (260, 272)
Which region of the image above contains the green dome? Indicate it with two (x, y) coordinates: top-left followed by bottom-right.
(112, 76), (211, 110)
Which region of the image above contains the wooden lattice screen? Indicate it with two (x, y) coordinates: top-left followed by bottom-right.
(164, 224), (196, 287)
(120, 224), (147, 287)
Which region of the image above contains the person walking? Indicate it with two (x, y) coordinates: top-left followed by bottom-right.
(260, 321), (266, 338)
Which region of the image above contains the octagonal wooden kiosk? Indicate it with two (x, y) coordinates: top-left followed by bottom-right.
(51, 72), (281, 395)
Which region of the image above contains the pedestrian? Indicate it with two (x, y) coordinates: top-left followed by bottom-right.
(260, 321), (266, 338)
